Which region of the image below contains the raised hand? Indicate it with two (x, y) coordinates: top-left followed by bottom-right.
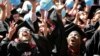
(7, 21), (17, 40)
(73, 11), (80, 24)
(0, 3), (6, 21)
(55, 3), (65, 15)
(0, 3), (5, 10)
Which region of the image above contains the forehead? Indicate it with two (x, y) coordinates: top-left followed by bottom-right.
(19, 27), (29, 31)
(20, 27), (28, 30)
(69, 31), (79, 36)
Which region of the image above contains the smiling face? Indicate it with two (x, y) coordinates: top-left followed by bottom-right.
(67, 31), (81, 47)
(18, 27), (31, 41)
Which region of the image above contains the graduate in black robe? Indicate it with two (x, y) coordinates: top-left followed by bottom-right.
(85, 29), (100, 56)
(46, 8), (67, 56)
(0, 26), (51, 56)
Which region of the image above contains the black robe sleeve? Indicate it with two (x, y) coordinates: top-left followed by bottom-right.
(85, 30), (100, 56)
(0, 37), (10, 56)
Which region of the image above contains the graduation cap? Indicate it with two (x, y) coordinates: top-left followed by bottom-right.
(64, 23), (86, 39)
(11, 8), (19, 15)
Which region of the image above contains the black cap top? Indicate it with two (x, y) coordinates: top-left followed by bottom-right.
(11, 9), (19, 15)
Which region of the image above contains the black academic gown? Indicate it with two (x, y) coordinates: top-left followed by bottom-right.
(33, 34), (51, 56)
(0, 34), (51, 56)
(7, 41), (38, 56)
(64, 22), (86, 56)
(47, 8), (67, 56)
(85, 30), (100, 56)
(84, 21), (100, 39)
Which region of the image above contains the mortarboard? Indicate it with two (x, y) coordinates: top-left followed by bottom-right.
(11, 9), (19, 15)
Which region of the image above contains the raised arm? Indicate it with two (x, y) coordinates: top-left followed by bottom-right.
(73, 11), (79, 24)
(69, 0), (79, 15)
(1, 21), (17, 43)
(72, 0), (79, 10)
(0, 4), (6, 21)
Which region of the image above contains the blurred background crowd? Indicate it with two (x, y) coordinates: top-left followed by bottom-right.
(0, 0), (100, 56)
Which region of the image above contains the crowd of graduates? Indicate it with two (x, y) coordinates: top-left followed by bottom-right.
(0, 0), (100, 56)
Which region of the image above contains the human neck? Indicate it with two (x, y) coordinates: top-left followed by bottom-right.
(68, 45), (80, 55)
